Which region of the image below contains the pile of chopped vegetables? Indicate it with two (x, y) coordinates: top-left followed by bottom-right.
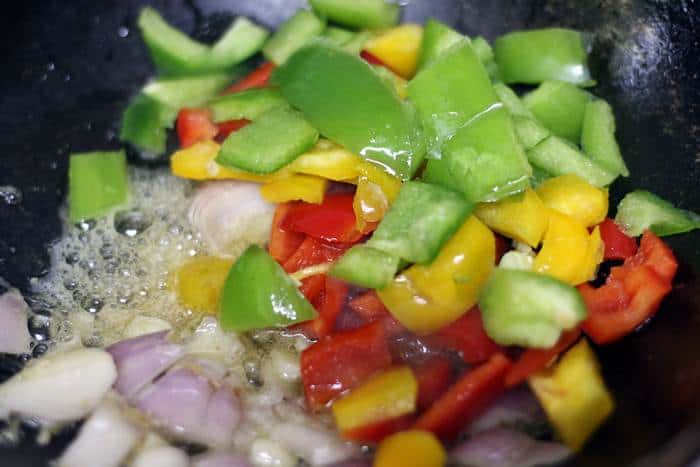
(2, 1), (700, 466)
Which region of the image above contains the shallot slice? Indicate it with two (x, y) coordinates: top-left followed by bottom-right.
(192, 452), (252, 467)
(0, 291), (31, 354)
(130, 445), (189, 467)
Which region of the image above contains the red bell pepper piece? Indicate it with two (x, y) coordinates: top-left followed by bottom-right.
(269, 204), (306, 264)
(424, 308), (502, 365)
(176, 108), (218, 148)
(494, 234), (510, 264)
(598, 218), (638, 260)
(282, 236), (348, 273)
(299, 274), (326, 305)
(348, 291), (403, 334)
(341, 414), (414, 444)
(303, 276), (349, 338)
(413, 353), (512, 440)
(580, 230), (677, 344)
(215, 119), (250, 143)
(300, 321), (393, 409)
(222, 61), (276, 94)
(360, 50), (387, 66)
(281, 193), (364, 243)
(412, 356), (454, 411)
(504, 328), (581, 388)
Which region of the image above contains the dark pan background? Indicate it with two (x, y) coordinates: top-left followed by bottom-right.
(0, 0), (699, 465)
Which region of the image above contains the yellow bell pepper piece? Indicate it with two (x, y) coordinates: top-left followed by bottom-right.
(374, 430), (446, 467)
(288, 139), (363, 181)
(364, 24), (424, 79)
(259, 175), (328, 204)
(332, 366), (417, 434)
(353, 161), (403, 229)
(475, 189), (549, 247)
(536, 174), (609, 227)
(357, 161), (402, 202)
(377, 216), (495, 334)
(533, 210), (603, 285)
(175, 256), (233, 313)
(529, 339), (615, 452)
(170, 140), (289, 182)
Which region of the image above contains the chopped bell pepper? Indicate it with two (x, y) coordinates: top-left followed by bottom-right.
(513, 115), (551, 151)
(269, 204), (306, 264)
(493, 83), (534, 118)
(282, 236), (349, 274)
(424, 307), (502, 364)
(357, 161), (402, 201)
(281, 193), (365, 243)
(533, 210), (603, 285)
(330, 245), (400, 290)
(332, 366), (418, 434)
(581, 99), (629, 177)
(371, 64), (409, 99)
(480, 268), (588, 348)
(222, 61), (276, 94)
(219, 245), (317, 332)
(68, 150), (128, 222)
(301, 276), (349, 338)
(363, 24), (424, 78)
(176, 108), (219, 148)
(377, 216), (495, 334)
(598, 218), (637, 260)
(416, 19), (464, 70)
(308, 0), (400, 29)
(474, 189), (549, 247)
(615, 190), (700, 237)
(529, 339), (615, 451)
(273, 42), (426, 180)
(215, 119), (251, 142)
(536, 174), (608, 227)
(262, 10), (326, 65)
(143, 74), (235, 110)
(374, 430), (446, 467)
(413, 353), (511, 440)
(323, 26), (355, 46)
(120, 94), (170, 155)
(494, 28), (592, 86)
(353, 161), (402, 230)
(207, 88), (287, 122)
(344, 416), (414, 444)
(259, 175), (328, 204)
(411, 356), (454, 411)
(175, 256), (233, 314)
(523, 81), (592, 143)
(289, 140), (363, 181)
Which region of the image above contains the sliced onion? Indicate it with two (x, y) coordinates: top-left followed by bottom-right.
(469, 387), (547, 435)
(192, 452), (252, 467)
(57, 400), (142, 467)
(268, 422), (358, 466)
(0, 291), (31, 354)
(130, 445), (189, 467)
(122, 315), (172, 339)
(0, 348), (116, 422)
(188, 181), (275, 257)
(451, 428), (571, 467)
(134, 366), (241, 448)
(107, 331), (184, 399)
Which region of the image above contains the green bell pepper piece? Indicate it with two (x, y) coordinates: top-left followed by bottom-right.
(581, 99), (630, 177)
(273, 42), (426, 180)
(472, 36), (500, 80)
(416, 19), (464, 70)
(442, 106), (532, 203)
(323, 26), (355, 46)
(615, 190), (700, 237)
(342, 30), (375, 54)
(120, 94), (170, 155)
(493, 83), (534, 119)
(208, 88), (288, 122)
(219, 245), (317, 332)
(217, 106), (319, 174)
(480, 268), (587, 348)
(208, 17), (270, 69)
(527, 136), (616, 187)
(530, 165), (553, 186)
(263, 10), (326, 65)
(523, 81), (592, 143)
(513, 115), (551, 150)
(69, 151), (128, 222)
(408, 40), (499, 158)
(421, 158), (462, 193)
(367, 181), (472, 264)
(494, 28), (592, 86)
(330, 245), (399, 289)
(308, 0), (400, 29)
(142, 74), (236, 110)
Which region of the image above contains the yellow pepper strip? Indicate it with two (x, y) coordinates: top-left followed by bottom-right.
(175, 256), (233, 314)
(377, 216), (495, 334)
(353, 161), (403, 230)
(170, 140), (289, 182)
(288, 139), (363, 181)
(529, 339), (615, 452)
(364, 24), (424, 79)
(357, 161), (402, 202)
(474, 189), (549, 247)
(332, 366), (417, 434)
(259, 174), (328, 204)
(536, 174), (609, 227)
(533, 210), (603, 285)
(374, 430), (446, 467)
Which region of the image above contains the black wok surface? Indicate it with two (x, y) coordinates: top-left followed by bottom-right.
(0, 0), (699, 465)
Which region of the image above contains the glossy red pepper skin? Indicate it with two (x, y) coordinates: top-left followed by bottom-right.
(215, 119), (250, 142)
(412, 356), (454, 411)
(341, 414), (414, 444)
(176, 108), (219, 148)
(282, 193), (365, 243)
(348, 291), (403, 334)
(269, 203), (306, 264)
(222, 61), (276, 94)
(424, 308), (502, 365)
(302, 276), (349, 338)
(598, 218), (638, 260)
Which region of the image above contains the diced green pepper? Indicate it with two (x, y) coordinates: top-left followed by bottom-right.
(442, 106), (532, 203)
(330, 245), (399, 289)
(531, 165), (553, 186)
(216, 106), (319, 174)
(219, 245), (317, 332)
(479, 268), (587, 348)
(494, 28), (592, 86)
(513, 115), (550, 150)
(416, 19), (464, 70)
(367, 181), (472, 264)
(262, 10), (326, 65)
(342, 30), (375, 54)
(207, 88), (287, 122)
(472, 36), (500, 80)
(273, 42), (425, 180)
(208, 17), (269, 69)
(68, 151), (128, 222)
(323, 26), (355, 46)
(120, 94), (170, 155)
(615, 190), (700, 237)
(581, 99), (629, 177)
(142, 74), (236, 110)
(421, 158), (462, 193)
(523, 81), (592, 143)
(308, 0), (400, 29)
(493, 83), (534, 119)
(408, 40), (499, 158)
(527, 136), (616, 187)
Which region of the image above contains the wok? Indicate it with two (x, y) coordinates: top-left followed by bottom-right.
(0, 0), (698, 465)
